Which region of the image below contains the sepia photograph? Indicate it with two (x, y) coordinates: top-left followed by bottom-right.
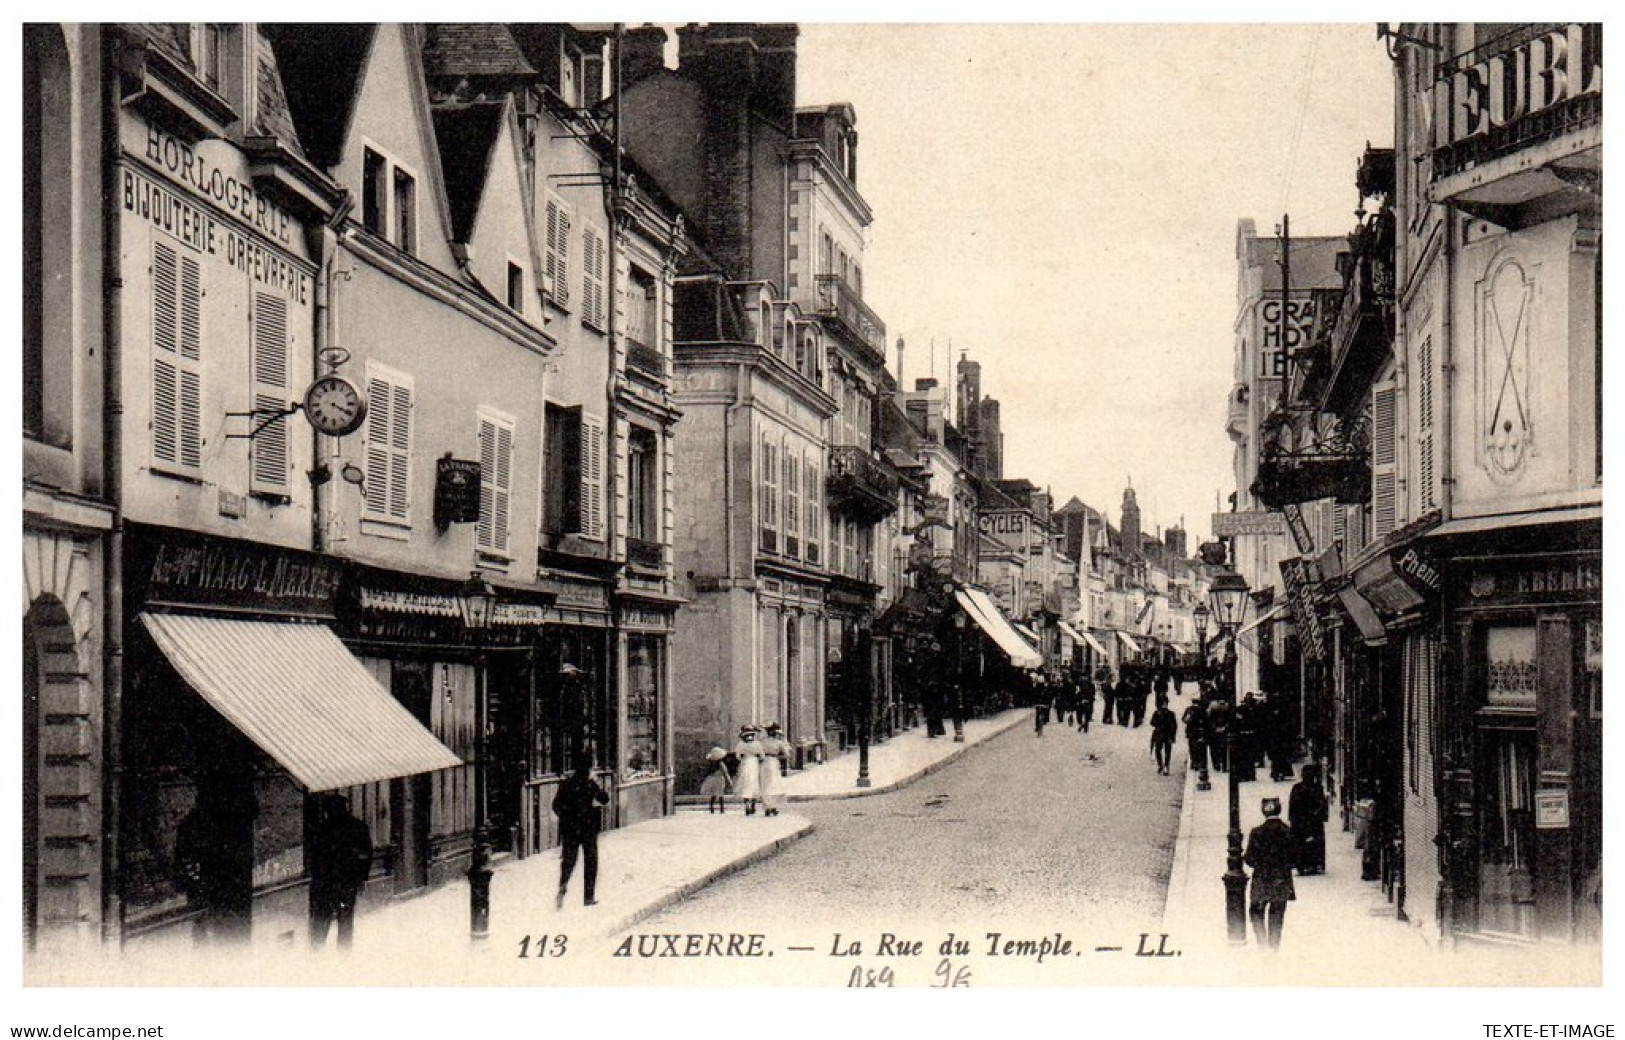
(12, 12), (1615, 1035)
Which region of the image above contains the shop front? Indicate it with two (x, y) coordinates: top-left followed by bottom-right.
(119, 525), (462, 946)
(615, 589), (681, 827)
(1430, 513), (1601, 946)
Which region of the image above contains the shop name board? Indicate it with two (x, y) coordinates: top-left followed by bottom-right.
(145, 538), (340, 614)
(1282, 503), (1315, 555)
(143, 128), (294, 246)
(1392, 545), (1441, 595)
(434, 457), (482, 526)
(1212, 511), (1286, 537)
(1279, 557), (1326, 661)
(122, 167), (310, 306)
(538, 578), (609, 612)
(1259, 296), (1315, 379)
(979, 511), (1028, 537)
(1433, 24), (1601, 152)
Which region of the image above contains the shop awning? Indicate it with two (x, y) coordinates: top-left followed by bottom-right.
(1425, 504), (1600, 538)
(955, 589), (1043, 669)
(1080, 630), (1112, 657)
(1013, 621), (1041, 643)
(1057, 620), (1096, 652)
(140, 613), (464, 792)
(1236, 602), (1288, 639)
(1337, 586), (1389, 647)
(1116, 631), (1143, 654)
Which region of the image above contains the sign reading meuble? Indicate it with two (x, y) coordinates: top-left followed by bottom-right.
(1433, 24), (1601, 152)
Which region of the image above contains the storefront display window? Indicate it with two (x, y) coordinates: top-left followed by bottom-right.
(1484, 626), (1537, 710)
(1478, 729), (1537, 939)
(624, 635), (662, 780)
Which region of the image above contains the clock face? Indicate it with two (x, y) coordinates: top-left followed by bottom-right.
(303, 375), (367, 437)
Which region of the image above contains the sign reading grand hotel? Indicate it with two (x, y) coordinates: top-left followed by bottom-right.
(1432, 24), (1601, 153)
(1258, 295), (1315, 380)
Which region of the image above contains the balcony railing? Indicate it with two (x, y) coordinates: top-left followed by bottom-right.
(814, 275), (887, 359)
(626, 536), (663, 571)
(625, 337), (665, 381)
(827, 444), (899, 521)
(1322, 216), (1395, 418)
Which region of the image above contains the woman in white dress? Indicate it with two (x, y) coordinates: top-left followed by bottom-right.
(758, 722), (788, 817)
(732, 725), (763, 815)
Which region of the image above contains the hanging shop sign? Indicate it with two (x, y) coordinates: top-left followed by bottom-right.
(1282, 503), (1316, 556)
(1431, 24), (1601, 156)
(128, 524), (340, 618)
(433, 456), (482, 527)
(1258, 294), (1317, 381)
(1278, 557), (1326, 661)
(1391, 543), (1442, 599)
(1212, 511), (1286, 538)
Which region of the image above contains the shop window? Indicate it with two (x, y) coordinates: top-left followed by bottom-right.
(363, 364), (413, 527)
(624, 636), (661, 780)
(1484, 626), (1537, 711)
(249, 292), (291, 496)
(151, 239), (204, 475)
(1478, 729), (1537, 939)
(477, 410), (515, 557)
(532, 632), (605, 776)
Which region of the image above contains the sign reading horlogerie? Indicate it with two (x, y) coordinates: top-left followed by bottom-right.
(1211, 511), (1286, 537)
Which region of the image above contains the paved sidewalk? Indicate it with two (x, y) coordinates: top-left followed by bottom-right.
(56, 712), (1026, 986)
(1160, 763), (1598, 985)
(780, 709), (1028, 800)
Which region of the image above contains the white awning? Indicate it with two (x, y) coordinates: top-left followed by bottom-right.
(1012, 621), (1041, 643)
(1237, 602), (1289, 638)
(140, 613), (464, 792)
(955, 589), (1043, 669)
(1426, 505), (1600, 538)
(1080, 630), (1111, 657)
(1116, 631), (1142, 654)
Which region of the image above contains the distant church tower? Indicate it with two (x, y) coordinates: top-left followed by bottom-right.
(1120, 483), (1142, 557)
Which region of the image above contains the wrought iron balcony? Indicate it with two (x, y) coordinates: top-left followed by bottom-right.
(814, 275), (887, 360)
(827, 444), (899, 522)
(1285, 286), (1342, 411)
(1321, 213), (1396, 418)
(1252, 411), (1371, 509)
(625, 337), (665, 381)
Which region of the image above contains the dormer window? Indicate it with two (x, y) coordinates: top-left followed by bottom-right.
(361, 143), (418, 257)
(191, 24), (229, 93)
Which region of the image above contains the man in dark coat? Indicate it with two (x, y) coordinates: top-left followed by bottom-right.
(1181, 697), (1209, 777)
(1206, 696), (1230, 772)
(1131, 676), (1152, 727)
(1115, 675), (1135, 726)
(1099, 674), (1117, 726)
(1076, 673), (1096, 733)
(1149, 700), (1178, 775)
(1289, 763), (1330, 875)
(554, 755), (610, 908)
(1231, 693), (1260, 782)
(1243, 796), (1296, 950)
(307, 793), (373, 950)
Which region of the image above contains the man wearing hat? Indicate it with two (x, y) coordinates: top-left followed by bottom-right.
(732, 724), (764, 815)
(1243, 796), (1296, 950)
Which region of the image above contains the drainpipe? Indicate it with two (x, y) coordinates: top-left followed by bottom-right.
(307, 211), (349, 555)
(99, 27), (125, 945)
(604, 24), (625, 822)
(1439, 211), (1456, 519)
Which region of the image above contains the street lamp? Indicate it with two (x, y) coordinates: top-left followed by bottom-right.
(947, 584), (967, 744)
(457, 570), (498, 941)
(1208, 570), (1251, 945)
(1192, 603), (1211, 792)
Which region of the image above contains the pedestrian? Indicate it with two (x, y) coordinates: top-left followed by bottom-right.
(699, 746), (734, 814)
(1115, 674), (1134, 726)
(1131, 676), (1150, 728)
(758, 722), (788, 816)
(1055, 674), (1076, 727)
(1289, 763), (1329, 875)
(1231, 692), (1260, 782)
(1267, 694), (1297, 782)
(1181, 696), (1209, 777)
(1149, 700), (1178, 775)
(1077, 674), (1096, 733)
(553, 755), (610, 909)
(307, 793), (372, 950)
(172, 786), (255, 945)
(1206, 696), (1231, 772)
(1243, 796), (1296, 950)
(732, 724), (763, 815)
(1153, 671), (1169, 706)
(1034, 686), (1050, 736)
(1100, 674), (1117, 726)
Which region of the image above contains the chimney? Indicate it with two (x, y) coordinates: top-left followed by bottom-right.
(620, 24), (668, 87)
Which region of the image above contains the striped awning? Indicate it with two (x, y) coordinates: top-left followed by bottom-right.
(140, 613), (464, 792)
(955, 588), (1043, 669)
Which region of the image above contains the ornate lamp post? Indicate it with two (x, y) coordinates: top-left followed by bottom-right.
(456, 571), (498, 941)
(948, 587), (967, 743)
(1208, 570), (1251, 945)
(1192, 603), (1211, 792)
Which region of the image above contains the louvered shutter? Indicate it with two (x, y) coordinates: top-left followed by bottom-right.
(759, 438), (777, 552)
(1417, 337), (1436, 511)
(784, 447), (799, 557)
(582, 226), (607, 329)
(1372, 380), (1398, 538)
(579, 415), (605, 540)
(545, 196), (571, 309)
(477, 415), (513, 554)
(364, 376), (392, 516)
(388, 383), (413, 521)
(805, 461), (821, 564)
(250, 292), (290, 494)
(152, 240), (204, 472)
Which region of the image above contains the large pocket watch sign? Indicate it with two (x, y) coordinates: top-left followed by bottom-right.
(434, 455), (483, 527)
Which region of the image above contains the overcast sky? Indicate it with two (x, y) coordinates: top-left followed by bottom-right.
(793, 23), (1395, 545)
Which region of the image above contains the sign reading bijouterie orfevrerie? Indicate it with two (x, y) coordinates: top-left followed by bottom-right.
(128, 525), (341, 618)
(1212, 511), (1286, 537)
(1279, 557), (1326, 661)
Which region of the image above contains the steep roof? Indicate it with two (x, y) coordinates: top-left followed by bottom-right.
(264, 24), (376, 170)
(431, 101), (505, 243)
(423, 24), (537, 80)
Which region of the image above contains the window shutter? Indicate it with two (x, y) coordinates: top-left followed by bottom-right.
(364, 370), (412, 523)
(579, 415), (604, 540)
(1417, 337), (1436, 511)
(583, 226), (607, 329)
(805, 461), (821, 564)
(545, 196), (571, 308)
(250, 292), (290, 494)
(364, 376), (391, 515)
(784, 447), (800, 558)
(151, 240), (204, 472)
(760, 438), (777, 552)
(1372, 380), (1398, 538)
(478, 415), (514, 554)
(389, 383), (413, 521)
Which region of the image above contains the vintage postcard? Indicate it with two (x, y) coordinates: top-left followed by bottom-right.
(13, 15), (1613, 1036)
